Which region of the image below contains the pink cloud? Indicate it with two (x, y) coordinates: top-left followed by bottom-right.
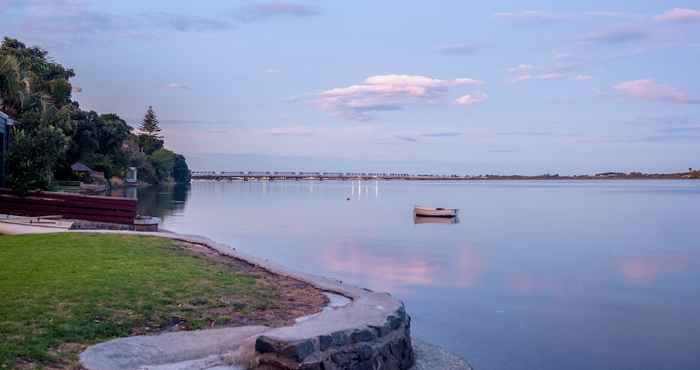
(236, 2), (320, 21)
(509, 71), (566, 83)
(165, 82), (191, 90)
(507, 64), (579, 83)
(537, 73), (567, 80)
(455, 92), (488, 106)
(614, 79), (699, 104)
(574, 75), (593, 81)
(654, 8), (700, 22)
(317, 74), (484, 120)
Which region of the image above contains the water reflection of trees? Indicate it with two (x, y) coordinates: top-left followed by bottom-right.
(137, 184), (190, 220)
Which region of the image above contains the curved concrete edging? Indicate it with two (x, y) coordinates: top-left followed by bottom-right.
(73, 230), (415, 370)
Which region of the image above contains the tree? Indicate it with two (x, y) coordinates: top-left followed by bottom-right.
(139, 106), (161, 137)
(137, 134), (163, 155)
(172, 154), (191, 184)
(0, 54), (23, 115)
(7, 125), (67, 194)
(138, 106), (163, 155)
(0, 37), (75, 114)
(149, 148), (176, 184)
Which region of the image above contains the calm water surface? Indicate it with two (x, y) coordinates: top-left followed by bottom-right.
(138, 180), (700, 370)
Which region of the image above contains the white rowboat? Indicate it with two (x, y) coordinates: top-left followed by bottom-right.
(414, 206), (458, 218)
(414, 215), (459, 224)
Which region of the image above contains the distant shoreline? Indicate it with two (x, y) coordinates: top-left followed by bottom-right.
(191, 171), (700, 182)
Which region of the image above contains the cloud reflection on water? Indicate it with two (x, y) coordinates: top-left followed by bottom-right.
(620, 253), (691, 283)
(505, 273), (565, 296)
(321, 240), (487, 293)
(322, 241), (438, 293)
(455, 245), (486, 287)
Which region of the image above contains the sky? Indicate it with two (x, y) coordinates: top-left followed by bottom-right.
(1, 0), (699, 175)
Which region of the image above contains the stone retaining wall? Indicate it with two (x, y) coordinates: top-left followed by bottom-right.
(255, 304), (414, 370)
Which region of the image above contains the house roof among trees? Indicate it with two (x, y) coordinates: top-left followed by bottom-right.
(71, 162), (94, 173)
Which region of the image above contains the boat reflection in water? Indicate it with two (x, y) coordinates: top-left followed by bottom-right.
(413, 215), (460, 225)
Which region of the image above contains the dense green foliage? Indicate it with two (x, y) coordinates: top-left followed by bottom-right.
(173, 154), (192, 183)
(0, 233), (280, 368)
(0, 37), (190, 192)
(6, 124), (67, 194)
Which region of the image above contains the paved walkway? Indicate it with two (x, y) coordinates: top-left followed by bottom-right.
(0, 214), (73, 234)
(81, 326), (268, 370)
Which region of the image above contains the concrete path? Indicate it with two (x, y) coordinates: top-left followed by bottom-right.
(0, 214), (73, 234)
(80, 326), (268, 370)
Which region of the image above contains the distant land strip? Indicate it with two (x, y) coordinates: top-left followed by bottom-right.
(191, 170), (700, 181)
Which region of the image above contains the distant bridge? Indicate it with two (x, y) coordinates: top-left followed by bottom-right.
(190, 171), (699, 181)
(191, 171), (474, 181)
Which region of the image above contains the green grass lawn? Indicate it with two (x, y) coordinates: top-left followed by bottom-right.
(0, 233), (282, 369)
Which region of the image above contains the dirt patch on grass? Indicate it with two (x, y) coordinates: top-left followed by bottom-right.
(169, 240), (329, 329)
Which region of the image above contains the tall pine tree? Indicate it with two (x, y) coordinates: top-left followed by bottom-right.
(138, 106), (163, 154)
(139, 106), (162, 139)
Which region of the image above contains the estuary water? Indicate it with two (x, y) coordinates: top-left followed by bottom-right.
(138, 180), (700, 370)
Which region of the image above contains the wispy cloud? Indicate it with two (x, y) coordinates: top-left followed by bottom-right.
(615, 115), (700, 143)
(495, 9), (641, 24)
(315, 74), (484, 121)
(149, 12), (234, 32)
(496, 131), (557, 137)
(494, 10), (567, 24)
(153, 118), (234, 127)
(235, 2), (320, 22)
(263, 126), (314, 136)
(654, 8), (700, 23)
(514, 73), (567, 82)
(507, 64), (589, 83)
(583, 27), (649, 44)
(627, 134), (700, 143)
(656, 126), (700, 134)
(265, 68), (282, 73)
(583, 11), (640, 18)
(2, 0), (235, 46)
(394, 135), (418, 143)
(165, 82), (191, 90)
(455, 92), (488, 106)
(625, 115), (697, 126)
(421, 132), (462, 138)
(614, 79), (699, 104)
(508, 64), (534, 73)
(391, 131), (464, 143)
(437, 43), (479, 55)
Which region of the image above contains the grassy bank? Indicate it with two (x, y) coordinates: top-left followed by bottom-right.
(0, 233), (325, 368)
